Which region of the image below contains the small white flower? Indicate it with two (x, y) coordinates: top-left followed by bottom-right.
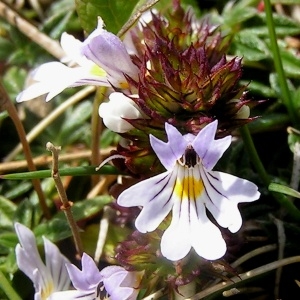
(14, 223), (70, 300)
(17, 18), (138, 103)
(118, 120), (260, 261)
(50, 253), (140, 300)
(99, 92), (145, 133)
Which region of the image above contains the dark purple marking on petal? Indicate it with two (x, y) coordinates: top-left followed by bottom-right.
(202, 171), (228, 211)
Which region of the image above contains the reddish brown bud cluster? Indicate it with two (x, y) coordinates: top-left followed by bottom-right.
(113, 3), (257, 176)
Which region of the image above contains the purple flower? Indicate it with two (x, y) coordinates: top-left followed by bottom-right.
(50, 253), (140, 300)
(16, 18), (138, 102)
(14, 223), (70, 300)
(117, 120), (260, 261)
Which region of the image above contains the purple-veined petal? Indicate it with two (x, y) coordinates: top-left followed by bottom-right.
(192, 120), (231, 170)
(15, 223), (71, 299)
(99, 93), (144, 133)
(43, 237), (70, 292)
(197, 136), (231, 170)
(16, 63), (86, 102)
(160, 197), (193, 261)
(102, 266), (138, 300)
(81, 19), (138, 84)
(14, 223), (49, 284)
(66, 253), (102, 292)
(118, 121), (260, 261)
(118, 170), (177, 233)
(200, 169), (260, 233)
(161, 164), (227, 261)
(150, 123), (188, 170)
(191, 202), (227, 260)
(16, 62), (110, 103)
(160, 166), (197, 261)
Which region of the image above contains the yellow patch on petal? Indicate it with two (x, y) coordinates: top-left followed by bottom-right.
(119, 81), (129, 89)
(90, 64), (107, 77)
(41, 281), (54, 300)
(175, 175), (204, 201)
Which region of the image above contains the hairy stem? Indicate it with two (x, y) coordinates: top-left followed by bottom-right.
(46, 142), (83, 257)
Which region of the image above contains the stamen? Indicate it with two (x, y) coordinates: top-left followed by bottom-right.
(178, 145), (199, 168)
(96, 282), (109, 299)
(185, 146), (197, 168)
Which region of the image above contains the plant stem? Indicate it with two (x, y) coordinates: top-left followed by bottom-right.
(4, 86), (95, 162)
(188, 256), (300, 299)
(0, 81), (51, 219)
(0, 1), (64, 59)
(46, 142), (83, 257)
(90, 87), (106, 186)
(0, 270), (22, 300)
(0, 148), (113, 173)
(263, 0), (298, 125)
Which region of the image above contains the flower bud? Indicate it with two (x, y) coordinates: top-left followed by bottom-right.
(99, 92), (144, 133)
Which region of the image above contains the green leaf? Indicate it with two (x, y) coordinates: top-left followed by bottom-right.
(34, 218), (72, 243)
(58, 101), (92, 145)
(292, 88), (300, 117)
(269, 182), (300, 198)
(75, 0), (139, 34)
(269, 73), (295, 101)
(43, 0), (80, 39)
(240, 80), (276, 98)
(103, 223), (131, 260)
(33, 196), (112, 243)
(54, 196), (113, 222)
(244, 12), (300, 37)
(271, 0), (300, 4)
(13, 199), (35, 228)
(0, 232), (18, 249)
(100, 128), (120, 148)
(0, 37), (14, 61)
(0, 197), (17, 230)
(4, 181), (32, 200)
(2, 67), (27, 101)
(248, 113), (290, 133)
(80, 223), (99, 256)
(278, 47), (300, 78)
(1, 165), (121, 180)
(222, 3), (257, 28)
(287, 126), (300, 154)
(232, 31), (270, 61)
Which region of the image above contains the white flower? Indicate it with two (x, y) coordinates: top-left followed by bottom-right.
(14, 223), (70, 300)
(17, 18), (138, 103)
(117, 120), (260, 261)
(99, 92), (145, 133)
(50, 253), (140, 300)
